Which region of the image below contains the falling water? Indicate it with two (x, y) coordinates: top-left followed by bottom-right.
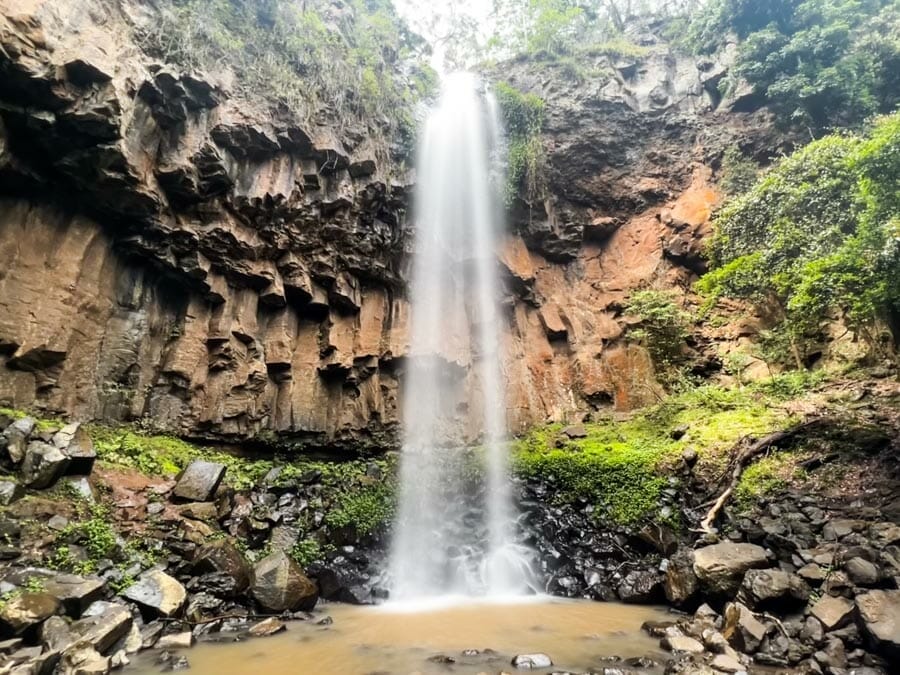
(388, 73), (534, 602)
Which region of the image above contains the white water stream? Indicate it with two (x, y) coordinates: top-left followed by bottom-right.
(388, 73), (534, 602)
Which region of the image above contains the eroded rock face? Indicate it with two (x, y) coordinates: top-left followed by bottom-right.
(0, 1), (784, 447)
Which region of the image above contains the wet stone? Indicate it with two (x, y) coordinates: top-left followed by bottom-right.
(511, 653), (553, 668)
(123, 570), (186, 618)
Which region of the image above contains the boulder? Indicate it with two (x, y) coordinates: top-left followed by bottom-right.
(40, 573), (105, 617)
(173, 460), (226, 501)
(810, 594), (854, 631)
(250, 551), (318, 612)
(0, 480), (23, 506)
(71, 602), (133, 654)
(617, 569), (664, 603)
(20, 441), (69, 488)
(193, 540), (250, 595)
(0, 592), (62, 635)
(59, 641), (109, 675)
(665, 548), (699, 606)
(722, 602), (768, 653)
(856, 590), (900, 657)
(511, 653), (553, 668)
(844, 557), (880, 586)
(3, 418), (35, 464)
(692, 542), (768, 595)
(739, 568), (809, 608)
(123, 570), (186, 618)
(710, 653), (744, 673)
(53, 423), (97, 475)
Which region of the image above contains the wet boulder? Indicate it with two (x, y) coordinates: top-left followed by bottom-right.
(692, 542), (768, 595)
(20, 441), (69, 488)
(250, 550), (318, 612)
(173, 460), (226, 501)
(856, 590), (900, 658)
(123, 570), (186, 618)
(193, 539), (251, 596)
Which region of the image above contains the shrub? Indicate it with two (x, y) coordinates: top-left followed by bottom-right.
(625, 290), (692, 375)
(494, 82), (545, 205)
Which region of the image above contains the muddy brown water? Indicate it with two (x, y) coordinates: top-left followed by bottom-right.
(130, 598), (671, 674)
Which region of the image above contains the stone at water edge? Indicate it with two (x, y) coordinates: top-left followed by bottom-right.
(193, 539), (251, 595)
(123, 570), (186, 618)
(59, 641), (110, 675)
(71, 602), (134, 654)
(172, 460), (226, 502)
(665, 547), (699, 606)
(157, 631), (194, 650)
(20, 441), (69, 488)
(511, 653), (553, 668)
(692, 542), (768, 595)
(856, 589), (900, 657)
(722, 602), (768, 653)
(710, 653), (744, 672)
(250, 550), (318, 612)
(247, 617), (286, 637)
(660, 635), (705, 654)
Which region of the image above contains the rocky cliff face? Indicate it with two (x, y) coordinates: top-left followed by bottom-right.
(0, 1), (784, 450)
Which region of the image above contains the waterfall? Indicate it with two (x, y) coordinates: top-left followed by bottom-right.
(388, 73), (534, 602)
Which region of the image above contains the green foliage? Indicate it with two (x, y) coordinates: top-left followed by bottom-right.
(59, 503), (118, 564)
(289, 538), (326, 568)
(0, 408), (63, 433)
(513, 373), (815, 525)
(699, 113), (900, 359)
(495, 82), (545, 205)
(137, 0), (433, 136)
(681, 0), (900, 129)
(625, 290), (692, 376)
(324, 477), (396, 536)
(719, 145), (759, 196)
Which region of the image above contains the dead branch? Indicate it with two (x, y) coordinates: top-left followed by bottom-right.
(698, 418), (825, 534)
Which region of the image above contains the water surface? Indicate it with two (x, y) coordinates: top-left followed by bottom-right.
(131, 598), (670, 674)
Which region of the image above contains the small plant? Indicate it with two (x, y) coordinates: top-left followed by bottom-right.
(290, 538), (326, 568)
(494, 82), (545, 205)
(625, 289), (692, 380)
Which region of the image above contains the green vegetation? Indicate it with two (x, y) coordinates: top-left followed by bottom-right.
(289, 538), (329, 567)
(137, 0), (436, 138)
(624, 290), (692, 381)
(680, 0), (900, 130)
(699, 113), (900, 364)
(0, 407), (63, 433)
(718, 145), (760, 196)
(734, 451), (805, 510)
(513, 372), (822, 526)
(494, 82), (545, 205)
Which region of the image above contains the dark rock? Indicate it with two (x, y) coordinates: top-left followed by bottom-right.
(3, 417), (35, 464)
(123, 570), (186, 618)
(739, 568), (810, 609)
(845, 557), (880, 586)
(173, 461), (227, 502)
(561, 425), (587, 439)
(193, 540), (250, 596)
(617, 569), (664, 603)
(250, 551), (318, 612)
(52, 423), (96, 475)
(20, 441), (69, 488)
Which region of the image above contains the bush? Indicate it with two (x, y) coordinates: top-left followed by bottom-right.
(699, 113), (900, 361)
(625, 290), (692, 376)
(494, 82), (545, 205)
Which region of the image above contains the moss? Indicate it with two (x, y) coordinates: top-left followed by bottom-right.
(513, 373), (824, 525)
(734, 451), (802, 510)
(0, 407), (64, 433)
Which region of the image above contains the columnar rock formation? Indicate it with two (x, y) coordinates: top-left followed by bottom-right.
(0, 0), (784, 449)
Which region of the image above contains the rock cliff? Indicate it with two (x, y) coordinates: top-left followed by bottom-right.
(0, 0), (784, 450)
